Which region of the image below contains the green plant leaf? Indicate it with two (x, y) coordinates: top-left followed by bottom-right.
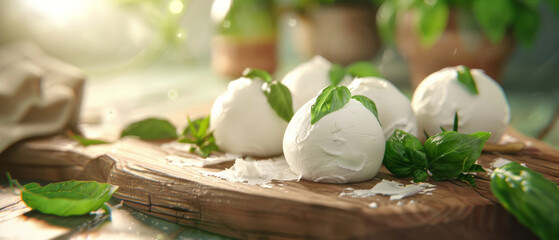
(310, 85), (351, 124)
(67, 131), (109, 146)
(263, 81), (294, 122)
(417, 0), (449, 47)
(513, 6), (539, 47)
(377, 0), (397, 44)
(242, 68), (272, 83)
(491, 162), (559, 240)
(121, 118), (178, 140)
(457, 173), (478, 187)
(15, 180), (118, 217)
(346, 61), (381, 78)
(472, 0), (514, 43)
(466, 163), (486, 173)
(328, 64), (347, 86)
(383, 129), (428, 182)
(425, 131), (490, 180)
(179, 115), (220, 157)
(453, 112), (459, 132)
(456, 65), (479, 95)
(351, 95), (380, 124)
(544, 0), (559, 16)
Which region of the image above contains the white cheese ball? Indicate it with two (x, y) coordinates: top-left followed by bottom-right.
(281, 55), (352, 111)
(283, 98), (385, 183)
(210, 77), (287, 157)
(349, 77), (418, 138)
(411, 67), (510, 143)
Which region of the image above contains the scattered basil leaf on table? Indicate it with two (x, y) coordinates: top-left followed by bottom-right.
(328, 64), (347, 86)
(243, 68), (294, 122)
(179, 115), (220, 158)
(7, 173), (117, 217)
(383, 129), (428, 182)
(491, 162), (559, 240)
(310, 85), (351, 124)
(456, 65), (479, 95)
(67, 130), (109, 146)
(424, 131), (490, 180)
(346, 61), (381, 78)
(121, 118), (178, 140)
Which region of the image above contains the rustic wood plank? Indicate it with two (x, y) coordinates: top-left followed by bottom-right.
(1, 129), (557, 239)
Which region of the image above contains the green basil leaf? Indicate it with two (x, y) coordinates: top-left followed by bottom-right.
(491, 162), (559, 240)
(351, 95), (380, 122)
(383, 129), (428, 179)
(346, 62), (381, 78)
(263, 82), (294, 122)
(457, 173), (477, 188)
(456, 65), (479, 95)
(466, 163), (486, 173)
(417, 0), (449, 47)
(377, 0), (397, 44)
(544, 0), (559, 16)
(453, 112), (459, 132)
(183, 116), (210, 140)
(472, 0), (514, 43)
(242, 68), (272, 83)
(67, 131), (109, 146)
(425, 131), (490, 180)
(179, 115), (220, 157)
(513, 6), (539, 47)
(328, 64), (347, 86)
(310, 85), (351, 124)
(20, 180), (118, 216)
(121, 118), (178, 140)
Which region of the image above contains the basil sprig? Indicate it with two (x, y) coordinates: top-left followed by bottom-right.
(328, 62), (381, 86)
(456, 65), (479, 95)
(383, 114), (490, 185)
(491, 162), (559, 240)
(121, 118), (178, 140)
(178, 115), (220, 158)
(310, 85), (380, 125)
(67, 130), (109, 146)
(242, 68), (294, 122)
(7, 173), (117, 217)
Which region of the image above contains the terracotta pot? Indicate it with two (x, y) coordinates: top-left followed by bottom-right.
(293, 4), (380, 65)
(396, 10), (515, 89)
(212, 37), (277, 78)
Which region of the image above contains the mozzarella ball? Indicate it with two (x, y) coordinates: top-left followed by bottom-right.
(210, 77), (287, 157)
(411, 67), (510, 143)
(349, 77), (418, 138)
(283, 98), (385, 183)
(281, 55), (352, 111)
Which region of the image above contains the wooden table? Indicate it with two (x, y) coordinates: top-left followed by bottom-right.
(1, 122), (558, 239)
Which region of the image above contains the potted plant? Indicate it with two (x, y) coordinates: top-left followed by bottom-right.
(377, 0), (559, 88)
(287, 0), (383, 65)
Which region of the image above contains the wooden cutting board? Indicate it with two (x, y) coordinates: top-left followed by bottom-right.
(1, 126), (558, 239)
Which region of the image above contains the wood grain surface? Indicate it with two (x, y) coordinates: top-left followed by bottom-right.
(1, 127), (558, 239)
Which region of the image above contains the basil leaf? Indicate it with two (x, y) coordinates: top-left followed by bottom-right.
(121, 118), (178, 140)
(351, 95), (379, 121)
(456, 65), (479, 95)
(179, 115), (220, 157)
(457, 173), (478, 188)
(310, 85), (351, 125)
(453, 112), (459, 132)
(425, 131), (490, 180)
(545, 0), (559, 16)
(472, 0), (514, 43)
(346, 62), (381, 78)
(377, 0), (397, 44)
(19, 180), (117, 216)
(491, 162), (559, 240)
(417, 0), (449, 47)
(465, 163), (486, 173)
(383, 129), (428, 182)
(513, 6), (539, 47)
(67, 131), (109, 146)
(242, 68), (272, 83)
(263, 81), (294, 122)
(328, 64), (347, 86)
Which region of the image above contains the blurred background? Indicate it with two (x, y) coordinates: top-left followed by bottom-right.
(0, 0), (558, 147)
